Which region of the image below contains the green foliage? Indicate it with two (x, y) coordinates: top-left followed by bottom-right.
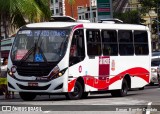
(139, 0), (160, 15)
(140, 0), (160, 34)
(0, 0), (51, 28)
(113, 10), (145, 24)
(152, 20), (158, 34)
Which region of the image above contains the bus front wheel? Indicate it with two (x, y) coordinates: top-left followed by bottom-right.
(66, 81), (83, 100)
(19, 92), (36, 101)
(111, 79), (128, 97)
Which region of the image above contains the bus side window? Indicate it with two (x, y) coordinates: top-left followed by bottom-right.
(69, 29), (85, 66)
(86, 29), (101, 56)
(102, 30), (118, 56)
(118, 30), (134, 56)
(134, 31), (149, 55)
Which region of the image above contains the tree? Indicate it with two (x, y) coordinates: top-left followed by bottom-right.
(139, 0), (160, 32)
(140, 0), (160, 50)
(67, 0), (75, 18)
(0, 0), (51, 38)
(113, 10), (145, 24)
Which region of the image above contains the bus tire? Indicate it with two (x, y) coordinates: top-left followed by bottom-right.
(19, 92), (36, 101)
(111, 79), (128, 97)
(82, 92), (88, 99)
(66, 81), (83, 100)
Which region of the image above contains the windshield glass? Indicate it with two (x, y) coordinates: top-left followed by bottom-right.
(11, 29), (70, 62)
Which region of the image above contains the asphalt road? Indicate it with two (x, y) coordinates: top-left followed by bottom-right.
(0, 85), (160, 114)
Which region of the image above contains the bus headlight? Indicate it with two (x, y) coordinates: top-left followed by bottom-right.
(48, 66), (67, 79)
(11, 66), (17, 73)
(58, 72), (62, 76)
(9, 71), (13, 76)
(7, 68), (14, 77)
(48, 66), (60, 79)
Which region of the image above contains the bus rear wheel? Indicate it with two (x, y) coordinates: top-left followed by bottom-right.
(66, 81), (83, 100)
(111, 79), (128, 97)
(19, 92), (36, 101)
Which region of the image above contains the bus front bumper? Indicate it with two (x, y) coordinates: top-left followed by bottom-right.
(7, 75), (64, 93)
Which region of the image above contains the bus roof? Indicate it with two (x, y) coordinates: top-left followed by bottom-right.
(25, 22), (149, 31)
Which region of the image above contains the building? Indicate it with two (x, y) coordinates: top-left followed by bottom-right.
(128, 0), (159, 51)
(64, 0), (90, 19)
(0, 37), (14, 59)
(78, 7), (97, 22)
(113, 0), (129, 13)
(50, 0), (64, 16)
(50, 0), (91, 19)
(77, 0), (130, 22)
(50, 0), (123, 21)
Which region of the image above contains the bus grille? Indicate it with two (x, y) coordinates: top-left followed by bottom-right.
(16, 66), (53, 77)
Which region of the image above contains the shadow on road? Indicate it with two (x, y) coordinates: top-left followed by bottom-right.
(1, 85), (159, 102)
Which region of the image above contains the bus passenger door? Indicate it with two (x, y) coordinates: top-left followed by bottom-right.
(68, 29), (86, 91)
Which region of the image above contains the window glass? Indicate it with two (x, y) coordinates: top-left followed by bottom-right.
(134, 31), (148, 43)
(69, 29), (85, 66)
(134, 31), (149, 55)
(102, 30), (118, 55)
(85, 13), (88, 19)
(86, 29), (101, 56)
(56, 9), (59, 14)
(11, 29), (70, 62)
(118, 30), (134, 55)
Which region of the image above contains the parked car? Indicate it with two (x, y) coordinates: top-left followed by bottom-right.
(151, 57), (160, 85)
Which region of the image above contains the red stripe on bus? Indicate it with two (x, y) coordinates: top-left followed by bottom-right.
(68, 79), (76, 92)
(72, 24), (83, 31)
(109, 67), (150, 85)
(68, 67), (149, 92)
(83, 76), (109, 90)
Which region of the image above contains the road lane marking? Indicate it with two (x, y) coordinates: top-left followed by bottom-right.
(146, 102), (152, 114)
(43, 111), (51, 113)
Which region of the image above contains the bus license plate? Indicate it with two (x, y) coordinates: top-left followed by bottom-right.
(28, 82), (38, 86)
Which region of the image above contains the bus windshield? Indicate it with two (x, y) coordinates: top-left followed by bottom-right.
(11, 29), (70, 62)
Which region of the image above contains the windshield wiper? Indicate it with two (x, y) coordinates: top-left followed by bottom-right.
(19, 42), (36, 64)
(19, 30), (47, 64)
(39, 40), (48, 63)
(33, 39), (48, 63)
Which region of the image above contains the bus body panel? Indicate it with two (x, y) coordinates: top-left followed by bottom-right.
(7, 22), (151, 96)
